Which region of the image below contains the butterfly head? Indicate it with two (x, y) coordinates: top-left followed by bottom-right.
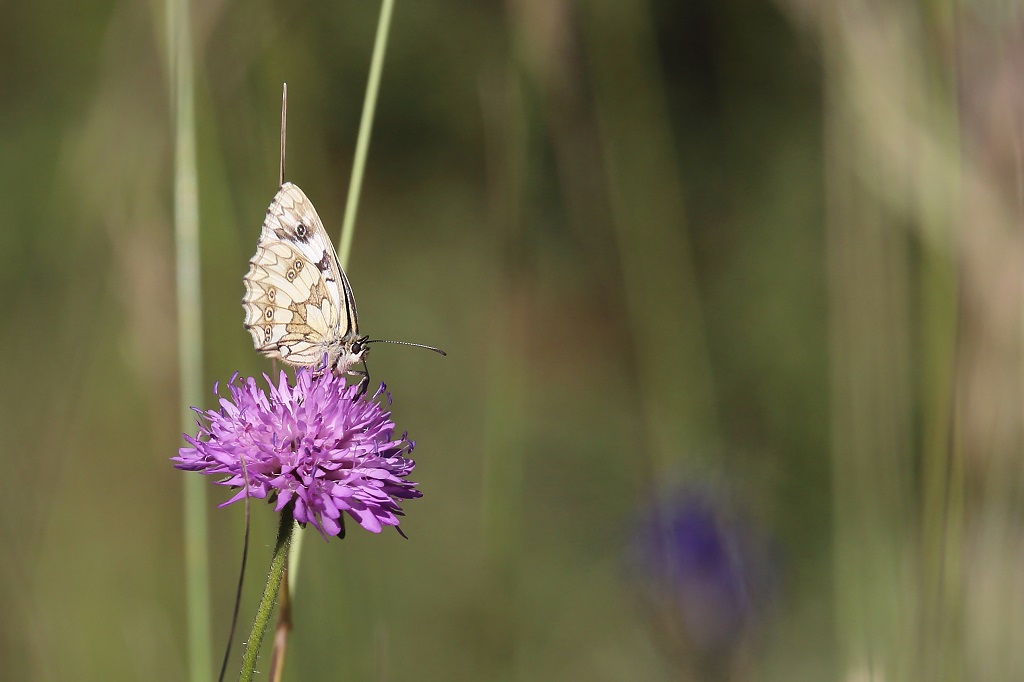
(326, 335), (446, 378)
(327, 334), (370, 377)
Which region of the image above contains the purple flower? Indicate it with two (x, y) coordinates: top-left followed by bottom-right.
(173, 369), (421, 539)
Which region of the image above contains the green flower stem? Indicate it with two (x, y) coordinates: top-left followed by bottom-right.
(278, 5), (397, 667)
(240, 510), (295, 682)
(287, 0), (395, 600)
(338, 0), (395, 265)
(167, 0), (210, 677)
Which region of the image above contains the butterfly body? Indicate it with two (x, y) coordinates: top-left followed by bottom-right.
(243, 183), (367, 376)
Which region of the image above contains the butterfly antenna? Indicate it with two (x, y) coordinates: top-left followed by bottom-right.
(279, 82), (288, 187)
(366, 338), (447, 356)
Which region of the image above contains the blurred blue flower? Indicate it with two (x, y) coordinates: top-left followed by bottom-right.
(628, 487), (777, 672)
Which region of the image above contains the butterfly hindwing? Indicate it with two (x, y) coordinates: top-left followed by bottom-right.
(243, 241), (332, 365)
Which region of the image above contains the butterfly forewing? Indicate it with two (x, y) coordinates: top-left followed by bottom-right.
(243, 183), (362, 370)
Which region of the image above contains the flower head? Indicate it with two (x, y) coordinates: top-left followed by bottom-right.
(627, 487), (777, 661)
(173, 369), (421, 538)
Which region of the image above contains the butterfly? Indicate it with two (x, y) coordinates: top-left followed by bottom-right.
(243, 183), (444, 391)
(243, 182), (365, 375)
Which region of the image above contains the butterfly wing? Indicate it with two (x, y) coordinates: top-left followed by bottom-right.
(243, 183), (358, 366)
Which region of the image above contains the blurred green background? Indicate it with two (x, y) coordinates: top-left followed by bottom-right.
(4, 0), (1021, 679)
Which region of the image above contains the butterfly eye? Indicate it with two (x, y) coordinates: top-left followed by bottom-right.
(265, 308), (274, 320)
(296, 223), (307, 238)
(286, 269), (296, 281)
(264, 326), (272, 341)
(267, 288), (276, 301)
(294, 259), (303, 271)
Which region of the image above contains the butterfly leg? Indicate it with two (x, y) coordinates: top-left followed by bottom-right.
(347, 364), (370, 400)
(355, 374), (370, 400)
(357, 357), (373, 399)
